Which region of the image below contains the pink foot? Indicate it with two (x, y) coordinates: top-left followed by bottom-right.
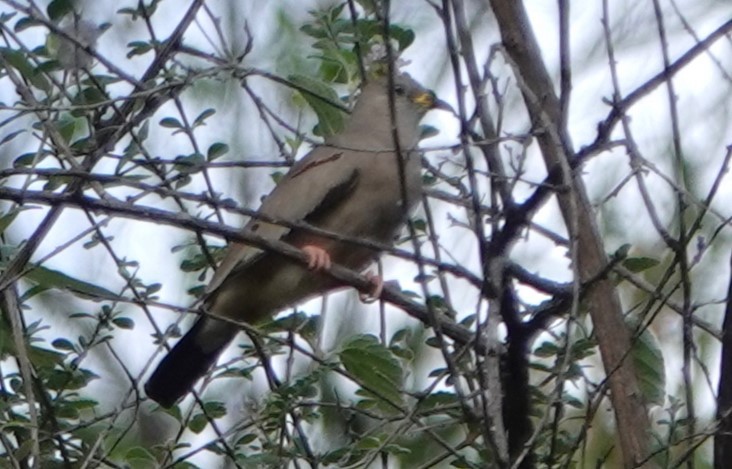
(302, 245), (332, 271)
(359, 272), (384, 304)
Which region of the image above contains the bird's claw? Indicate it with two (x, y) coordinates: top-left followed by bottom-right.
(302, 245), (332, 271)
(359, 272), (384, 304)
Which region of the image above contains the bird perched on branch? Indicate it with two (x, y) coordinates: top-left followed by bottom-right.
(145, 71), (450, 408)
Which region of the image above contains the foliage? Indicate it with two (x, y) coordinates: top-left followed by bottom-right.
(0, 0), (730, 468)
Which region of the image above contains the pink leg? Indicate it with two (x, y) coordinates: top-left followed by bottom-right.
(301, 245), (332, 271)
(359, 272), (384, 304)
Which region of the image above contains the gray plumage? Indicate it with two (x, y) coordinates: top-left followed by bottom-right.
(145, 73), (447, 408)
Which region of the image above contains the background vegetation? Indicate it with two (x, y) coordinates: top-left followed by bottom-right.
(0, 0), (731, 467)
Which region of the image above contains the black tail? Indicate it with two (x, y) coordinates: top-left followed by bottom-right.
(145, 317), (237, 408)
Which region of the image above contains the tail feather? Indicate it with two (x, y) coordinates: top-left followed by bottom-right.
(145, 317), (237, 408)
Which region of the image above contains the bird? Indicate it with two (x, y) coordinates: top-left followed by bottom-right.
(144, 71), (450, 408)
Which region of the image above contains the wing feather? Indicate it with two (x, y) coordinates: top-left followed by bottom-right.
(206, 146), (360, 294)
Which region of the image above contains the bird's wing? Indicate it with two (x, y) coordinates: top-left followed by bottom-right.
(206, 145), (360, 294)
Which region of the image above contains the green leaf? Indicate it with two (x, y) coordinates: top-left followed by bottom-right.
(355, 0), (378, 14)
(68, 398), (98, 410)
(270, 171), (285, 184)
(623, 256), (660, 273)
(14, 17), (43, 33)
(159, 117), (183, 129)
(124, 447), (156, 468)
(356, 435), (383, 450)
(419, 124), (439, 140)
(44, 367), (98, 390)
(534, 341), (560, 357)
(173, 153), (205, 174)
(389, 25), (415, 51)
(340, 334), (403, 410)
(47, 0), (74, 21)
(71, 87), (108, 117)
(288, 74), (346, 137)
(207, 142), (229, 160)
(613, 243), (632, 260)
(54, 114), (77, 143)
(22, 264), (118, 301)
(352, 20), (415, 51)
(188, 413), (208, 434)
(126, 40), (153, 58)
(203, 401), (227, 418)
(112, 317), (135, 329)
(52, 338), (75, 351)
(236, 433), (258, 446)
(193, 108), (216, 127)
(0, 47), (50, 92)
(14, 439), (35, 462)
(0, 11), (17, 24)
(328, 2), (346, 22)
(451, 458), (475, 468)
(418, 391), (461, 412)
(628, 319), (666, 407)
(0, 129), (25, 147)
(27, 345), (63, 369)
(300, 24), (327, 40)
(0, 206), (30, 234)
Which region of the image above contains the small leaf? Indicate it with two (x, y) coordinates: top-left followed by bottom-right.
(356, 435), (382, 450)
(207, 142), (229, 160)
(14, 440), (35, 462)
(203, 401), (227, 419)
(628, 319), (666, 407)
(188, 413), (208, 433)
(0, 12), (17, 23)
(270, 171), (285, 184)
(193, 108), (216, 127)
(0, 47), (50, 91)
(52, 338), (75, 351)
(425, 336), (442, 348)
(419, 124), (439, 140)
(451, 458), (475, 468)
(14, 17), (42, 32)
(71, 87), (107, 117)
(159, 117), (183, 129)
(112, 317), (135, 329)
(47, 0), (74, 21)
(288, 74), (346, 137)
(237, 433), (257, 446)
(69, 399), (98, 410)
(0, 129), (25, 147)
(329, 3), (346, 21)
(173, 153), (205, 174)
(340, 334), (403, 410)
(125, 447), (156, 465)
(126, 40), (153, 58)
(22, 264), (118, 301)
(54, 115), (77, 143)
(300, 24), (327, 40)
(623, 256), (660, 273)
(13, 151), (48, 167)
(613, 243), (632, 260)
(0, 206), (32, 233)
(389, 25), (415, 51)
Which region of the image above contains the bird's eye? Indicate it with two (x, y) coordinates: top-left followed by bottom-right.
(394, 84), (406, 95)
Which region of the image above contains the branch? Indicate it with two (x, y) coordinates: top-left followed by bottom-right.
(0, 187), (482, 353)
(578, 16), (732, 161)
(487, 1), (654, 466)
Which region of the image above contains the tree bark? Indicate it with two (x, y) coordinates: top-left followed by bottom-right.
(485, 1), (653, 466)
(714, 252), (732, 468)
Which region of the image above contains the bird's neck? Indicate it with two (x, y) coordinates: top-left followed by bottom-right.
(329, 110), (422, 151)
